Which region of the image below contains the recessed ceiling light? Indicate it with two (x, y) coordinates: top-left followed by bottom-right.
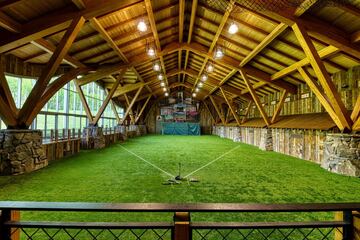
(137, 20), (147, 32)
(228, 22), (239, 34)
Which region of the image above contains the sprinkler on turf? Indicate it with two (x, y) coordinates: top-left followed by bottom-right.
(162, 163), (200, 185)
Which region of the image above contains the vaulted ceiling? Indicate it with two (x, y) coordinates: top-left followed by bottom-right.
(1, 0), (360, 108)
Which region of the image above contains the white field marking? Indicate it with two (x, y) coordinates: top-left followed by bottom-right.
(119, 145), (175, 178)
(183, 145), (241, 178)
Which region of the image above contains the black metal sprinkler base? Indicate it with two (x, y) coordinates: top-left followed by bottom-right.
(162, 163), (200, 185)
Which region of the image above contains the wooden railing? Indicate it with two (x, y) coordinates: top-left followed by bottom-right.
(0, 202), (359, 240)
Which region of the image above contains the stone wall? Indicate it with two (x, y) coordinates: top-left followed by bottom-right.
(0, 130), (47, 175)
(323, 134), (360, 177)
(81, 126), (106, 149)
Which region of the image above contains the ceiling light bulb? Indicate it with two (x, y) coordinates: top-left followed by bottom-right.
(158, 73), (164, 81)
(163, 87), (167, 92)
(165, 92), (169, 97)
(206, 63), (214, 72)
(198, 82), (203, 87)
(153, 62), (161, 72)
(201, 73), (208, 82)
(137, 20), (147, 32)
(214, 48), (224, 59)
(195, 88), (199, 92)
(147, 47), (156, 57)
(192, 93), (196, 97)
(228, 22), (239, 34)
(160, 82), (165, 87)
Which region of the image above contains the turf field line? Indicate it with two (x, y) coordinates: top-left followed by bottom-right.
(183, 145), (241, 178)
(119, 145), (175, 178)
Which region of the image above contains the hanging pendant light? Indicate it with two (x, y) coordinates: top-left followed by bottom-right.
(157, 73), (164, 81)
(153, 61), (161, 72)
(165, 92), (169, 97)
(160, 81), (165, 87)
(228, 22), (239, 34)
(192, 93), (197, 97)
(201, 73), (208, 82)
(214, 46), (224, 59)
(206, 62), (214, 73)
(137, 19), (147, 32)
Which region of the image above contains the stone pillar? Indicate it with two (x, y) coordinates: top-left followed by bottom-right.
(323, 134), (360, 177)
(82, 126), (105, 149)
(0, 130), (48, 175)
(115, 125), (127, 141)
(259, 128), (273, 151)
(219, 126), (225, 138)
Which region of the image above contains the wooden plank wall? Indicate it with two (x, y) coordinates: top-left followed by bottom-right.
(242, 66), (360, 118)
(213, 126), (330, 165)
(199, 104), (214, 135)
(43, 138), (81, 162)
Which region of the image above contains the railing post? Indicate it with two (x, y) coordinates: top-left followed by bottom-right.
(343, 211), (353, 240)
(354, 211), (360, 240)
(173, 212), (191, 240)
(0, 210), (20, 240)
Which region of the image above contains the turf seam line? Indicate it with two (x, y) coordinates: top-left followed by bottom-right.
(119, 145), (175, 178)
(183, 145), (241, 178)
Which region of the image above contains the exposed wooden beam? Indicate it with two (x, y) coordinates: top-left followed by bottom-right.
(271, 90), (288, 124)
(241, 100), (252, 124)
(220, 87), (241, 126)
(0, 0), (142, 53)
(135, 95), (152, 124)
(124, 93), (135, 124)
(0, 0), (22, 9)
(72, 0), (86, 10)
(0, 10), (21, 32)
(351, 95), (360, 122)
(271, 45), (339, 81)
(113, 79), (156, 98)
(240, 23), (288, 67)
(203, 100), (215, 122)
(298, 66), (344, 130)
(31, 38), (86, 68)
(17, 16), (85, 128)
(77, 64), (129, 86)
(240, 70), (270, 126)
(121, 86), (143, 125)
(93, 70), (125, 125)
(0, 63), (17, 114)
(209, 95), (225, 125)
(351, 30), (360, 43)
(293, 0), (319, 17)
(293, 23), (352, 131)
(75, 80), (93, 123)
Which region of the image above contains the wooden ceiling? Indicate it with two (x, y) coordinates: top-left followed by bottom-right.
(1, 0), (360, 106)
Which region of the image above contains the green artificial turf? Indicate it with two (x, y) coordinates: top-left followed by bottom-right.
(0, 135), (359, 224)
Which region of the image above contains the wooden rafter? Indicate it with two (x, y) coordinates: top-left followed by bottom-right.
(0, 63), (17, 114)
(121, 86), (143, 125)
(0, 10), (21, 32)
(297, 66), (344, 130)
(105, 88), (121, 124)
(220, 87), (241, 126)
(112, 79), (156, 98)
(241, 101), (253, 124)
(203, 100), (215, 122)
(209, 95), (225, 125)
(351, 95), (360, 122)
(31, 38), (86, 68)
(93, 70), (126, 125)
(178, 0), (185, 82)
(17, 16), (85, 128)
(124, 94), (135, 124)
(77, 64), (129, 86)
(135, 95), (152, 124)
(240, 70), (270, 126)
(72, 0), (86, 10)
(75, 80), (94, 123)
(292, 23), (352, 131)
(0, 0), (143, 53)
(271, 90), (288, 124)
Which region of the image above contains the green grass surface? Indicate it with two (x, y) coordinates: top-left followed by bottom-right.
(0, 135), (359, 224)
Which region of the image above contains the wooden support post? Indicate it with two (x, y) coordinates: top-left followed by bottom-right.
(271, 90), (288, 124)
(351, 95), (360, 122)
(55, 129), (58, 142)
(292, 23), (352, 131)
(75, 81), (94, 123)
(203, 100), (215, 122)
(50, 129), (54, 141)
(0, 209), (20, 240)
(124, 94), (136, 124)
(209, 95), (225, 125)
(298, 67), (343, 129)
(242, 101), (253, 124)
(173, 212), (190, 240)
(72, 128), (75, 139)
(135, 95), (152, 124)
(78, 129), (81, 139)
(62, 129), (66, 140)
(240, 70), (270, 126)
(220, 87), (241, 126)
(121, 86), (143, 125)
